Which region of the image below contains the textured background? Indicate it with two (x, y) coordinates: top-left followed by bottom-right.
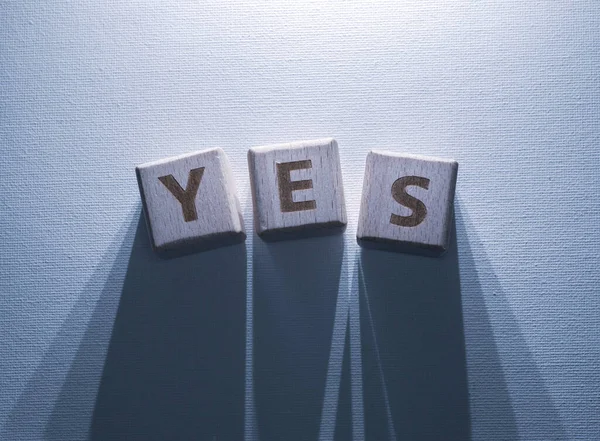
(1, 1), (599, 440)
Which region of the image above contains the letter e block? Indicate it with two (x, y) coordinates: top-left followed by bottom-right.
(248, 138), (347, 241)
(357, 150), (458, 256)
(136, 148), (245, 257)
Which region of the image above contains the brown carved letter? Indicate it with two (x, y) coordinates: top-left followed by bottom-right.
(276, 160), (317, 213)
(158, 167), (205, 222)
(390, 175), (430, 227)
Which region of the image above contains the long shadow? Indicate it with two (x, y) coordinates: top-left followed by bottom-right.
(455, 204), (567, 440)
(359, 212), (472, 440)
(1, 212), (138, 441)
(80, 213), (246, 440)
(252, 234), (344, 441)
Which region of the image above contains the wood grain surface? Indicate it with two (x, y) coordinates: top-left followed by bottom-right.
(136, 148), (245, 256)
(248, 138), (347, 241)
(357, 150), (458, 256)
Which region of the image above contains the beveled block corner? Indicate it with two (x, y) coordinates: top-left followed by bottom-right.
(136, 148), (245, 257)
(248, 138), (347, 241)
(357, 150), (458, 257)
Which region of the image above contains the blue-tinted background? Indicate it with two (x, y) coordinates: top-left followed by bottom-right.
(1, 2), (599, 440)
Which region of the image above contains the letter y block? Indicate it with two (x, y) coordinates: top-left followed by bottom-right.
(357, 150), (458, 256)
(136, 148), (245, 257)
(248, 138), (347, 241)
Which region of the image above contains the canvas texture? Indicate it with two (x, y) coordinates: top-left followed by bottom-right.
(1, 2), (599, 440)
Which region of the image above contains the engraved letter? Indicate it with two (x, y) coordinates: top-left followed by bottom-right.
(276, 160), (317, 213)
(390, 176), (430, 227)
(158, 167), (205, 222)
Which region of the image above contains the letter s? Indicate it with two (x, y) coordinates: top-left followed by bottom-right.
(390, 176), (430, 227)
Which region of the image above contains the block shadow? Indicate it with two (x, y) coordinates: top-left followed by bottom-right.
(6, 204), (566, 440)
(358, 212), (473, 440)
(1, 212), (138, 440)
(84, 214), (247, 440)
(252, 234), (344, 441)
(359, 201), (568, 440)
(455, 204), (567, 440)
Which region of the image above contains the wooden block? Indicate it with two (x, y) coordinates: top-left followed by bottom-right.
(248, 138), (347, 241)
(136, 148), (245, 257)
(357, 150), (458, 256)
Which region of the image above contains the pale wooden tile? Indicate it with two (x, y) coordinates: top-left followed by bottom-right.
(357, 150), (458, 256)
(136, 148), (245, 257)
(248, 138), (347, 241)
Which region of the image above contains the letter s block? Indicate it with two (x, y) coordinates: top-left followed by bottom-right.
(136, 148), (245, 257)
(357, 150), (458, 256)
(248, 138), (347, 241)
